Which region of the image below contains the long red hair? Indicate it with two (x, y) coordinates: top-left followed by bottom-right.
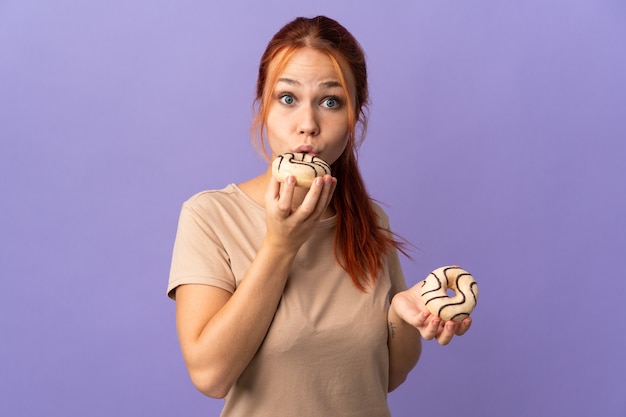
(253, 16), (407, 291)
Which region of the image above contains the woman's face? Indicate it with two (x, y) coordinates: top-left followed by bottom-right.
(265, 47), (354, 166)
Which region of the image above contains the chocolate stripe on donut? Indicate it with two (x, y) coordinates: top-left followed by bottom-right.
(470, 281), (478, 305)
(276, 152), (331, 176)
(437, 273), (472, 318)
(421, 272), (443, 298)
(421, 265), (460, 299)
(420, 266), (479, 322)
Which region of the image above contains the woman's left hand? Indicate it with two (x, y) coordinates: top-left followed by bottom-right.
(390, 283), (473, 346)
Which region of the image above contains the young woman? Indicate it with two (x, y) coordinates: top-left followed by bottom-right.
(168, 15), (472, 417)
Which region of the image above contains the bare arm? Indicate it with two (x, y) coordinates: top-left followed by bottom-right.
(175, 240), (298, 398)
(174, 175), (336, 398)
(387, 284), (473, 391)
(387, 297), (422, 392)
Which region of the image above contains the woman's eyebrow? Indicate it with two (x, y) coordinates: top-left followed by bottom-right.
(276, 78), (342, 89)
(319, 80), (342, 89)
(277, 77), (299, 86)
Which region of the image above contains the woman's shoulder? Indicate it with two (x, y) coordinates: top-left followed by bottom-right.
(185, 184), (237, 202)
(369, 199), (390, 227)
(183, 184), (262, 213)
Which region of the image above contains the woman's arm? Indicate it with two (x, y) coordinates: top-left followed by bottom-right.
(175, 239), (298, 398)
(387, 286), (473, 392)
(174, 175), (337, 398)
(387, 300), (422, 392)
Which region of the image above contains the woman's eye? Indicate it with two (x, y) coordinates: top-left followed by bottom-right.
(322, 97), (341, 109)
(279, 94), (295, 105)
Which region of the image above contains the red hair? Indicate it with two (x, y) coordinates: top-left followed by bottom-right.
(253, 16), (407, 291)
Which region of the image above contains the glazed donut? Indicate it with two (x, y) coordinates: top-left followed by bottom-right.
(420, 266), (479, 322)
(272, 152), (332, 188)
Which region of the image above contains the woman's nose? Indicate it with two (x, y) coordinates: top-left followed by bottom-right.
(297, 105), (319, 136)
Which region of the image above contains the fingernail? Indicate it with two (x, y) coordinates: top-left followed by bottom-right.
(315, 177), (323, 186)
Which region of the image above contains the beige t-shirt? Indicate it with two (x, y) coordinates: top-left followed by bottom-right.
(168, 184), (407, 417)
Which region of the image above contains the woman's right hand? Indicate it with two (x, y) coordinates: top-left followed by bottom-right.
(176, 174), (337, 399)
(263, 173), (337, 251)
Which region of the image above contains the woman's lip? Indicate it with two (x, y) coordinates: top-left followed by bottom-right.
(293, 149), (318, 157)
(293, 145), (317, 155)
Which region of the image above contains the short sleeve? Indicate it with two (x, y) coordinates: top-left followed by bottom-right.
(167, 200), (236, 299)
(387, 246), (408, 297)
(371, 202), (408, 298)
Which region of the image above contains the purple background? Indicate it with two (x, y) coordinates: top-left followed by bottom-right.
(1, 1), (625, 416)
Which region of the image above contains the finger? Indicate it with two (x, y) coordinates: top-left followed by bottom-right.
(455, 317), (472, 336)
(299, 175), (335, 218)
(436, 321), (458, 346)
(409, 310), (431, 328)
(420, 316), (442, 340)
(265, 175), (281, 203)
(328, 176), (338, 201)
(319, 175), (337, 205)
(276, 176), (296, 214)
(312, 176), (337, 218)
(292, 176), (323, 217)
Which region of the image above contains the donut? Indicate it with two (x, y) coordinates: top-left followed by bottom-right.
(420, 266), (479, 322)
(272, 152), (331, 188)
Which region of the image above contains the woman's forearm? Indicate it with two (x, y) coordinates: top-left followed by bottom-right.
(177, 239), (298, 398)
(387, 300), (422, 392)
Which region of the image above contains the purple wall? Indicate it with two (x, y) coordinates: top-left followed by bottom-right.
(1, 1), (625, 416)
